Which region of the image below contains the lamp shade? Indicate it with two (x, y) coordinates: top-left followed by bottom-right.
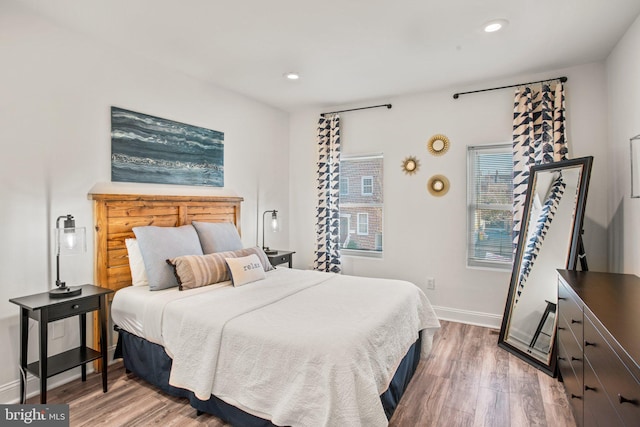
(57, 226), (86, 256)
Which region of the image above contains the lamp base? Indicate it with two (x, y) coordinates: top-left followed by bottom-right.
(263, 248), (278, 255)
(49, 286), (82, 298)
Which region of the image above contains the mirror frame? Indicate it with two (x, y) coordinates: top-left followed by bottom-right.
(498, 156), (593, 376)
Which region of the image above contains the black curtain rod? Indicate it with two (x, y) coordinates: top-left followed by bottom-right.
(453, 76), (568, 100)
(321, 103), (391, 117)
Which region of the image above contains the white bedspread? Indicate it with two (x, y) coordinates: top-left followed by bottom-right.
(159, 268), (439, 427)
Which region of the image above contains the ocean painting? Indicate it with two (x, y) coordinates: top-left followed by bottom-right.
(111, 107), (224, 187)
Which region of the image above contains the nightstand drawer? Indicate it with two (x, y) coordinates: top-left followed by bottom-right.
(48, 297), (100, 321)
(272, 255), (290, 265)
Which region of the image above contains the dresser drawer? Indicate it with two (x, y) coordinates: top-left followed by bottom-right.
(558, 279), (584, 346)
(558, 314), (584, 381)
(47, 297), (100, 321)
(583, 358), (624, 427)
(559, 338), (584, 426)
(584, 313), (640, 426)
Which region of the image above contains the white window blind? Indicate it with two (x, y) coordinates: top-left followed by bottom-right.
(467, 144), (514, 269)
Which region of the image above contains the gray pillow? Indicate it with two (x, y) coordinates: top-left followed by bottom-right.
(192, 221), (243, 253)
(133, 225), (203, 290)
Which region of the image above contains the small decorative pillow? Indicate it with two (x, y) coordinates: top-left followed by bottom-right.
(225, 254), (266, 287)
(125, 238), (149, 287)
(192, 221), (243, 253)
(233, 246), (275, 272)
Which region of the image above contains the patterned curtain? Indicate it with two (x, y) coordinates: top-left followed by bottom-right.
(512, 81), (568, 249)
(515, 175), (566, 304)
(313, 114), (342, 273)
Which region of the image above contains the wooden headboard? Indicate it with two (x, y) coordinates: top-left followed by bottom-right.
(88, 192), (243, 367)
(89, 193), (243, 293)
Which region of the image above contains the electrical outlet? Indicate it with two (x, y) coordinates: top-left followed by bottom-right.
(426, 277), (435, 290)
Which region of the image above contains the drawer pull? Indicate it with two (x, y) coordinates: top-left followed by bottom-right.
(558, 356), (566, 361)
(72, 304), (80, 309)
(584, 385), (597, 392)
(570, 394), (582, 400)
(618, 394), (638, 405)
(571, 356), (582, 362)
(558, 326), (566, 330)
(571, 319), (581, 324)
(558, 297), (566, 300)
(584, 341), (596, 347)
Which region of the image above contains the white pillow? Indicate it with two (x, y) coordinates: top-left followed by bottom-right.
(125, 238), (149, 287)
(225, 254), (266, 287)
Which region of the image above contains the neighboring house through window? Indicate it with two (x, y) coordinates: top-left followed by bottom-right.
(467, 144), (514, 269)
(338, 155), (383, 256)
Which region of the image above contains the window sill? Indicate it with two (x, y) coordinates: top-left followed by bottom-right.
(340, 249), (383, 259)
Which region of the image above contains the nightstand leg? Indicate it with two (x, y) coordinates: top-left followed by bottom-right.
(19, 308), (28, 404)
(80, 313), (87, 381)
(100, 295), (108, 393)
(38, 309), (48, 404)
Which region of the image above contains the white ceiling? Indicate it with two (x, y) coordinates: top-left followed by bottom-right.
(15, 0), (640, 112)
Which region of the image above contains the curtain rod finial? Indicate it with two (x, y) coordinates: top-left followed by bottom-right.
(560, 76), (568, 83)
(453, 93), (460, 99)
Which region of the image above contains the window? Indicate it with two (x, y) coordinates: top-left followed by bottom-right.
(339, 177), (349, 195)
(357, 213), (369, 235)
(467, 144), (514, 269)
(361, 176), (373, 195)
(338, 154), (383, 256)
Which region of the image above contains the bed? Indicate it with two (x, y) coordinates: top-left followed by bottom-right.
(89, 193), (440, 427)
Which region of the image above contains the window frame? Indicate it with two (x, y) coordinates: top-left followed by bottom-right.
(361, 176), (373, 195)
(357, 212), (369, 235)
(339, 177), (349, 196)
(467, 143), (514, 270)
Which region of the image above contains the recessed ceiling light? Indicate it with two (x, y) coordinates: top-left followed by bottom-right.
(284, 72), (300, 80)
(483, 19), (509, 33)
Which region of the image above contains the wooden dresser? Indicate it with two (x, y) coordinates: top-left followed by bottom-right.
(557, 270), (640, 426)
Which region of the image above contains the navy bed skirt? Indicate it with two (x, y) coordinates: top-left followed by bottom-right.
(114, 328), (421, 426)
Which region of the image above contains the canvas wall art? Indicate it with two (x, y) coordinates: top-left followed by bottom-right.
(111, 107), (224, 187)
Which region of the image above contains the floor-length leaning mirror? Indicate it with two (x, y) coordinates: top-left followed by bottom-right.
(498, 156), (593, 376)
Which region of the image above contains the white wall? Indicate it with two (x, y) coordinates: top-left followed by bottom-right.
(606, 14), (640, 275)
(289, 62), (609, 327)
(0, 2), (289, 402)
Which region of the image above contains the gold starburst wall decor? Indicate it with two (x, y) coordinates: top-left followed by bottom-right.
(427, 134), (450, 156)
(401, 156), (420, 175)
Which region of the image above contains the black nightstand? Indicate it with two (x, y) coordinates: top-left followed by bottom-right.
(9, 285), (113, 403)
(267, 250), (295, 268)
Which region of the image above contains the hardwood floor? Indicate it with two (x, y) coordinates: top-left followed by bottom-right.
(30, 321), (576, 426)
(389, 321), (576, 427)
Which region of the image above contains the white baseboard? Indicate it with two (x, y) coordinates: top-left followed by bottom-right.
(432, 305), (503, 329)
(0, 345), (118, 404)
